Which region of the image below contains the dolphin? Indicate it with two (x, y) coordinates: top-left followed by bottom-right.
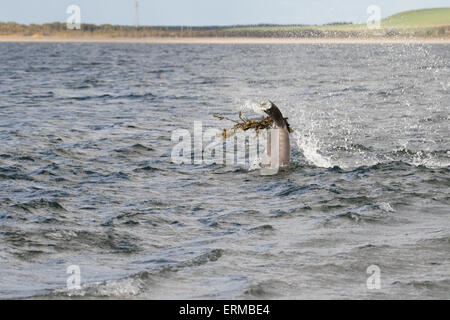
(260, 101), (291, 171)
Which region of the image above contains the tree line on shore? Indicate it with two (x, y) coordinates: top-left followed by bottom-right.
(0, 21), (447, 38)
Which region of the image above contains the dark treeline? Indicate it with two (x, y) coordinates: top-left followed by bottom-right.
(323, 22), (353, 25)
(0, 21), (348, 38)
(0, 21), (310, 33)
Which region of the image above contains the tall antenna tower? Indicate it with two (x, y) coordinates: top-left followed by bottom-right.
(135, 0), (139, 27)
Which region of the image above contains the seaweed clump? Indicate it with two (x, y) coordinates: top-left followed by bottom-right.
(213, 103), (293, 139)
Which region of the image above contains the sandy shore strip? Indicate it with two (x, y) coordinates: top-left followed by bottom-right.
(0, 36), (449, 44)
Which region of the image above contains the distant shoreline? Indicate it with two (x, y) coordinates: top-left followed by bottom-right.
(1, 36), (449, 44)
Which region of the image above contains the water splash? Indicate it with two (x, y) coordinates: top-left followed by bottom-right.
(286, 105), (334, 168)
(240, 100), (267, 115)
(293, 129), (332, 168)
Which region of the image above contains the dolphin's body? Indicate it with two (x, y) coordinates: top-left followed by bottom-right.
(260, 102), (291, 169)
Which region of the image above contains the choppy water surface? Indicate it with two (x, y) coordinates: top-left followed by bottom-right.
(0, 43), (448, 299)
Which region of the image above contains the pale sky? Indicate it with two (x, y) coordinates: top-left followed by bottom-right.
(0, 0), (448, 26)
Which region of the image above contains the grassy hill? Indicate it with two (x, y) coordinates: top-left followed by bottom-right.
(382, 8), (450, 27)
(319, 7), (450, 30)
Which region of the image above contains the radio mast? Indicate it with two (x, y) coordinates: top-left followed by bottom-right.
(135, 0), (139, 27)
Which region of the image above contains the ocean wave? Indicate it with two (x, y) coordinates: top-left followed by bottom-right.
(65, 92), (156, 101)
(321, 202), (397, 226)
(391, 279), (450, 291)
(12, 199), (67, 213)
(39, 249), (224, 298)
(242, 280), (290, 298)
